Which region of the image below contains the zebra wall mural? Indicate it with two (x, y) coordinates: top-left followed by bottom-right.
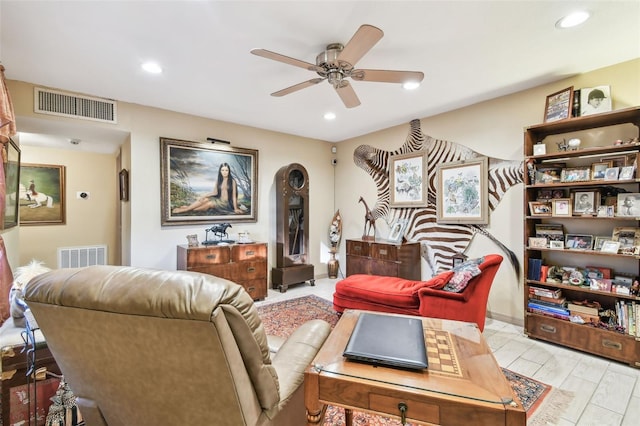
(353, 119), (523, 276)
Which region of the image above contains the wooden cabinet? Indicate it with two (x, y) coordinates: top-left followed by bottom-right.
(523, 106), (640, 367)
(177, 243), (267, 300)
(346, 239), (421, 280)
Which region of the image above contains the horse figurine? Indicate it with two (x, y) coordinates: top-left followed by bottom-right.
(17, 184), (54, 208)
(205, 223), (232, 242)
(358, 196), (376, 240)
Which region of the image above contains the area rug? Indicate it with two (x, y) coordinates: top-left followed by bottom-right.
(257, 295), (566, 425)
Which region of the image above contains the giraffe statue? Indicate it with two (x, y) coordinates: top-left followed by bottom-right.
(359, 196), (376, 240)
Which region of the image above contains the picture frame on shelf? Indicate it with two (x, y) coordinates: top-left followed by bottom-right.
(602, 156), (626, 168)
(536, 189), (553, 200)
(549, 240), (565, 250)
(590, 277), (613, 292)
(572, 190), (598, 215)
(601, 241), (621, 254)
(565, 234), (593, 250)
(591, 161), (612, 180)
(19, 163), (66, 226)
(619, 166), (635, 180)
(604, 167), (620, 181)
(534, 164), (564, 184)
(528, 237), (548, 249)
(160, 137), (259, 225)
(580, 85), (612, 117)
(535, 223), (564, 242)
(387, 218), (409, 243)
(560, 167), (590, 183)
(551, 189), (566, 199)
(533, 143), (547, 156)
(544, 86), (574, 123)
(611, 226), (640, 250)
(616, 193), (640, 217)
(529, 201), (552, 216)
(389, 151), (428, 208)
(551, 198), (572, 217)
(593, 236), (611, 251)
(436, 157), (488, 224)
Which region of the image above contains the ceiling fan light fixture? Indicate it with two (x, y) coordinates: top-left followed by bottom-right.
(556, 11), (590, 29)
(141, 61), (163, 74)
(402, 81), (421, 90)
(324, 112), (336, 121)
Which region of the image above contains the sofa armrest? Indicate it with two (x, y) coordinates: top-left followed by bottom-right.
(271, 319), (330, 402)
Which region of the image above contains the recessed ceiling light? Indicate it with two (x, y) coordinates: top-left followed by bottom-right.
(324, 112), (336, 120)
(556, 11), (590, 29)
(403, 81), (421, 90)
(142, 61), (163, 74)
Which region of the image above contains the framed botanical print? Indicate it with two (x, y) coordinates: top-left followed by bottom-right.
(19, 163), (66, 225)
(160, 137), (258, 225)
(436, 157), (488, 224)
(389, 151), (427, 208)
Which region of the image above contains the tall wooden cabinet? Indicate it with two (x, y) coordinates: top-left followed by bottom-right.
(523, 107), (640, 366)
(177, 242), (267, 300)
(346, 239), (421, 280)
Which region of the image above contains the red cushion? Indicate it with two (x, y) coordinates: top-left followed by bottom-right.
(334, 271), (454, 309)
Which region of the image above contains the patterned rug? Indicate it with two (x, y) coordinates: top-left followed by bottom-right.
(257, 295), (558, 425)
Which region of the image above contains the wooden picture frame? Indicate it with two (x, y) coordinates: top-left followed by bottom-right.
(387, 218), (408, 243)
(19, 163), (66, 226)
(528, 237), (548, 249)
(560, 167), (590, 183)
(529, 201), (552, 216)
(544, 86), (574, 123)
(572, 190), (598, 215)
(591, 161), (612, 180)
(565, 233), (593, 250)
(119, 169), (129, 201)
(593, 236), (611, 251)
(601, 240), (621, 254)
(160, 137), (258, 225)
(436, 157), (488, 224)
(549, 240), (565, 250)
(534, 164), (563, 184)
(616, 193), (640, 217)
(389, 151), (427, 208)
(612, 227), (640, 249)
(2, 138), (21, 229)
(551, 198), (572, 216)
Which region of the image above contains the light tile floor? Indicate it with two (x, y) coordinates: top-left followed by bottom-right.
(256, 277), (640, 426)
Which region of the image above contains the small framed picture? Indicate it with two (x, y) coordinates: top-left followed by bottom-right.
(387, 218), (409, 243)
(601, 240), (621, 254)
(616, 193), (640, 217)
(537, 189), (553, 200)
(593, 236), (610, 251)
(560, 167), (590, 183)
(529, 201), (552, 216)
(565, 234), (593, 250)
(544, 86), (574, 122)
(597, 206), (609, 217)
(580, 85), (612, 116)
(612, 226), (640, 249)
(528, 237), (548, 249)
(552, 189), (566, 199)
(533, 143), (547, 156)
(619, 166), (635, 180)
(591, 161), (612, 180)
(534, 164), (564, 184)
(590, 277), (613, 292)
(549, 240), (565, 250)
(573, 190), (598, 215)
(604, 167), (620, 181)
(551, 198), (572, 216)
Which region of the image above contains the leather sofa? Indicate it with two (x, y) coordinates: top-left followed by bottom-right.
(25, 265), (331, 426)
(333, 254), (503, 331)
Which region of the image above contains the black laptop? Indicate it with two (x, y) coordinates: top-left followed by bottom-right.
(343, 312), (428, 370)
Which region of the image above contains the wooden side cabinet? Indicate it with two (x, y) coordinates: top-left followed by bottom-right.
(346, 239), (421, 280)
(177, 242), (267, 300)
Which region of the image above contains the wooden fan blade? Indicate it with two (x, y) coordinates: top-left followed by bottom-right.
(337, 24), (384, 68)
(335, 81), (361, 108)
(271, 78), (325, 97)
(251, 48), (324, 73)
(351, 69), (424, 84)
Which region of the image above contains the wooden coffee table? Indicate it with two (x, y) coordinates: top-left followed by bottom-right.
(304, 310), (525, 426)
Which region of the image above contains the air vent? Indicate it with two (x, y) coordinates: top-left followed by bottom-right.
(35, 87), (117, 124)
(58, 245), (108, 268)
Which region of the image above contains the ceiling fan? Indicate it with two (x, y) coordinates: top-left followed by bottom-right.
(250, 24), (424, 108)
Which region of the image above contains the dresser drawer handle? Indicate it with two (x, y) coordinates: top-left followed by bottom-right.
(379, 249), (387, 255)
(354, 246), (361, 252)
(540, 324), (556, 334)
(247, 267), (256, 273)
(206, 254), (217, 260)
(602, 339), (622, 350)
(245, 250), (255, 256)
(398, 402), (408, 425)
(247, 286), (255, 292)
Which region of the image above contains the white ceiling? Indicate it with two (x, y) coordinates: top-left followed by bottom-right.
(1, 1), (639, 153)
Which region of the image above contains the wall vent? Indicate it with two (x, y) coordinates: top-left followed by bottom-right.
(35, 87), (117, 124)
(58, 245), (108, 269)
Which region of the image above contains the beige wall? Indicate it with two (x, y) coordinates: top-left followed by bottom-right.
(3, 58), (639, 325)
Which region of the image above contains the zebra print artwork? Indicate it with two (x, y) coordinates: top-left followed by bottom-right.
(353, 119), (523, 276)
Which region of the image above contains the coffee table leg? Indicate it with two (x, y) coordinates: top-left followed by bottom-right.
(345, 408), (353, 426)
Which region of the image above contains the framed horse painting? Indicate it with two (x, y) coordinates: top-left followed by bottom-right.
(18, 163), (66, 225)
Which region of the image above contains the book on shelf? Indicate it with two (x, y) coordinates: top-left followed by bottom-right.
(528, 297), (567, 309)
(529, 286), (562, 299)
(567, 302), (600, 316)
(527, 258), (542, 281)
(529, 294), (566, 305)
(528, 307), (570, 320)
(528, 301), (570, 316)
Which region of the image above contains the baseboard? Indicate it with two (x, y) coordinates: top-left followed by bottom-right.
(487, 311), (524, 327)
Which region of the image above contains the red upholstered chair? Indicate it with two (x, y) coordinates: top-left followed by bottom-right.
(333, 254), (503, 331)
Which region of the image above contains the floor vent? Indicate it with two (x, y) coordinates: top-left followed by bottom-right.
(58, 245), (108, 269)
(35, 87), (117, 124)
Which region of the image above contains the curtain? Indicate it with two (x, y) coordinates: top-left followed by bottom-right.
(0, 64), (17, 229)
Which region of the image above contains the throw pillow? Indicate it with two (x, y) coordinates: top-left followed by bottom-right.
(442, 257), (484, 292)
(10, 260), (51, 327)
(411, 270), (455, 296)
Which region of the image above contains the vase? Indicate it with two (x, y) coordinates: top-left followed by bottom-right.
(328, 249), (339, 279)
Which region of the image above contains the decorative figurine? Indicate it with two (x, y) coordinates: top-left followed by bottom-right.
(327, 210), (342, 278)
(358, 196), (376, 240)
(203, 223), (233, 245)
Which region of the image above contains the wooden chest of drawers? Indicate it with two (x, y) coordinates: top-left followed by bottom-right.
(346, 239), (421, 280)
(177, 243), (267, 300)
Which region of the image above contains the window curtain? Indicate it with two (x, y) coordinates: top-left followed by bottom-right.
(0, 64), (17, 230)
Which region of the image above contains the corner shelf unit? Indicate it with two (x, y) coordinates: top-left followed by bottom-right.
(523, 106), (640, 367)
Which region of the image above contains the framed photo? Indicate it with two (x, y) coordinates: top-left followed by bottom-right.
(616, 193), (640, 217)
(572, 190), (598, 215)
(565, 234), (593, 250)
(389, 151), (427, 208)
(535, 223), (565, 242)
(160, 137), (258, 225)
(119, 169), (129, 201)
(528, 237), (548, 249)
(2, 138), (21, 229)
(544, 86), (574, 123)
(19, 163), (66, 226)
(533, 143), (546, 156)
(593, 236), (610, 251)
(602, 156), (626, 168)
(387, 218), (408, 243)
(549, 240), (565, 250)
(529, 201), (552, 216)
(619, 166), (635, 180)
(591, 161), (612, 180)
(601, 240), (621, 254)
(604, 167), (620, 181)
(580, 85), (612, 117)
(534, 164), (563, 184)
(560, 167), (590, 183)
(436, 157), (488, 224)
(612, 227), (640, 249)
(551, 198), (572, 216)
(536, 189), (553, 200)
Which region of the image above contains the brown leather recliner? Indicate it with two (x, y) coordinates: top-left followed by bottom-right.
(24, 265), (331, 426)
